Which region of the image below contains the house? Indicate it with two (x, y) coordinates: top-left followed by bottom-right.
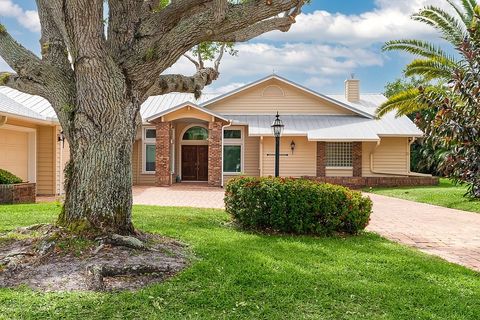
(0, 75), (437, 196)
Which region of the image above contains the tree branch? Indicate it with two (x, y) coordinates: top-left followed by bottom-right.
(211, 16), (296, 42)
(146, 68), (219, 99)
(0, 72), (46, 97)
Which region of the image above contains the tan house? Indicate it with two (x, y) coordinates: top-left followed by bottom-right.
(0, 75), (437, 196)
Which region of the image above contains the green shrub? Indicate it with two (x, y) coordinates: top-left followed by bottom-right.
(225, 177), (372, 235)
(0, 169), (23, 184)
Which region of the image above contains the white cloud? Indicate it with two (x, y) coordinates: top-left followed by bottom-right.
(0, 0), (40, 32)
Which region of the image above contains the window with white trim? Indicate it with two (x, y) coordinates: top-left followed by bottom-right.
(326, 142), (353, 167)
(223, 128), (243, 174)
(143, 127), (156, 173)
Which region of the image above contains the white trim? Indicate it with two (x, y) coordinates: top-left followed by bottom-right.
(223, 126), (244, 175)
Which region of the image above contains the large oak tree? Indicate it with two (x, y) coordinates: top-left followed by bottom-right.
(0, 0), (305, 235)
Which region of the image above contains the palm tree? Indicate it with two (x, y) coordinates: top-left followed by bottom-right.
(376, 0), (478, 117)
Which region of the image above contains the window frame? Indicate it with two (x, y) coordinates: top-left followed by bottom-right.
(223, 126), (244, 175)
(142, 126), (156, 174)
(325, 142), (353, 169)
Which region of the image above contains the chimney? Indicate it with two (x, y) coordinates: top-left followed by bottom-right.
(344, 74), (360, 103)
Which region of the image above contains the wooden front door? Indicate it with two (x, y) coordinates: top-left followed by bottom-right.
(182, 145), (208, 181)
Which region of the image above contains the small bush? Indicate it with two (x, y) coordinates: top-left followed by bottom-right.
(225, 177), (372, 235)
(0, 169), (23, 185)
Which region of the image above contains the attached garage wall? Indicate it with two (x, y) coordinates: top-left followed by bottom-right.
(261, 136), (316, 177)
(0, 128), (29, 181)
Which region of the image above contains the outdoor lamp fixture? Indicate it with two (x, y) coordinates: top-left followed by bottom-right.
(271, 111), (284, 177)
(290, 140), (296, 154)
(57, 131), (65, 143)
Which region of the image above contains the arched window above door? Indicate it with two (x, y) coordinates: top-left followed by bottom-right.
(182, 126), (208, 140)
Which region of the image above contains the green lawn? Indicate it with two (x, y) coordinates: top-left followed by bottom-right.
(1, 203), (480, 319)
(366, 178), (480, 213)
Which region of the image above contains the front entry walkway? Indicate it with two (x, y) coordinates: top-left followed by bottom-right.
(133, 184), (225, 209)
(366, 193), (480, 272)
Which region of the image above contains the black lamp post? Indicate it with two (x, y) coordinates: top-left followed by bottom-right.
(271, 112), (284, 177)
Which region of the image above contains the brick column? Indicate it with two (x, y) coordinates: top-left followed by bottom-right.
(316, 142), (326, 177)
(208, 121), (222, 187)
(352, 142), (362, 177)
(155, 121), (172, 186)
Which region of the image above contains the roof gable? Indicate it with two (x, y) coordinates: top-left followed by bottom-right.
(202, 75), (374, 119)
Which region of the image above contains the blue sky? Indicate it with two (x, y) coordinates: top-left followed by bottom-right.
(0, 0), (445, 95)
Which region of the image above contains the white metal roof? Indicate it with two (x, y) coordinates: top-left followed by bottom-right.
(145, 101), (229, 122)
(228, 114), (422, 141)
(0, 91), (50, 121)
(0, 78), (422, 139)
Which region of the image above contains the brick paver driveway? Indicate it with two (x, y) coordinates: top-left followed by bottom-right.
(366, 193), (480, 272)
(132, 185), (480, 272)
(133, 184), (225, 209)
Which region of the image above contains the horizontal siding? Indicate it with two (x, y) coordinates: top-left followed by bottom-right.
(55, 127), (70, 194)
(207, 79), (355, 115)
(243, 131), (260, 176)
(362, 138), (410, 176)
(0, 128), (29, 181)
(326, 168), (353, 177)
(37, 126), (55, 195)
(262, 136), (316, 177)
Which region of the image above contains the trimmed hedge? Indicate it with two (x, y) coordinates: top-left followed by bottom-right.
(0, 169), (23, 185)
(225, 177), (372, 235)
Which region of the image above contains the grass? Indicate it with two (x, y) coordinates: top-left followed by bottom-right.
(365, 178), (480, 213)
(0, 203), (479, 319)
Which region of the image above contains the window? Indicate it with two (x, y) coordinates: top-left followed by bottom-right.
(145, 144), (156, 171)
(224, 145), (241, 173)
(223, 127), (243, 174)
(183, 126), (208, 140)
(326, 142), (353, 167)
(143, 127), (156, 173)
(145, 128), (156, 139)
(224, 129), (241, 139)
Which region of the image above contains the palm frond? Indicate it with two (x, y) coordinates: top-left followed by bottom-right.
(383, 39), (457, 63)
(461, 0), (477, 20)
(446, 0), (471, 26)
(413, 6), (467, 44)
(376, 88), (424, 118)
(404, 59), (456, 81)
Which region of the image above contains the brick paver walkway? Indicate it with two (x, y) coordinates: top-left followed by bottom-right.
(133, 183), (225, 209)
(366, 193), (480, 272)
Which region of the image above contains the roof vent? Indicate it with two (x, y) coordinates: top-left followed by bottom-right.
(345, 75), (360, 103)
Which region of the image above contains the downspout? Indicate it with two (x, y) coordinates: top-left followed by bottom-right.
(259, 136), (264, 177)
(221, 120), (233, 187)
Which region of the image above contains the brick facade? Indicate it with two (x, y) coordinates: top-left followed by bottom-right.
(0, 183), (36, 204)
(316, 142), (326, 177)
(155, 121), (172, 186)
(352, 142), (362, 177)
(208, 121), (223, 187)
(307, 176), (439, 189)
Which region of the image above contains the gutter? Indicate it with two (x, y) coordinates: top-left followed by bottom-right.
(221, 120), (233, 187)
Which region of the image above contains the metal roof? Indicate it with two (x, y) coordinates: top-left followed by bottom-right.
(0, 91), (50, 121)
(228, 114), (422, 141)
(145, 101), (229, 122)
(0, 87), (56, 120)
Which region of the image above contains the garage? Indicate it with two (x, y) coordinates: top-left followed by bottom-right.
(0, 128), (30, 181)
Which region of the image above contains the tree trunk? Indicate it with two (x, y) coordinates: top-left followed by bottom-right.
(56, 62), (141, 235)
(58, 128), (136, 235)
